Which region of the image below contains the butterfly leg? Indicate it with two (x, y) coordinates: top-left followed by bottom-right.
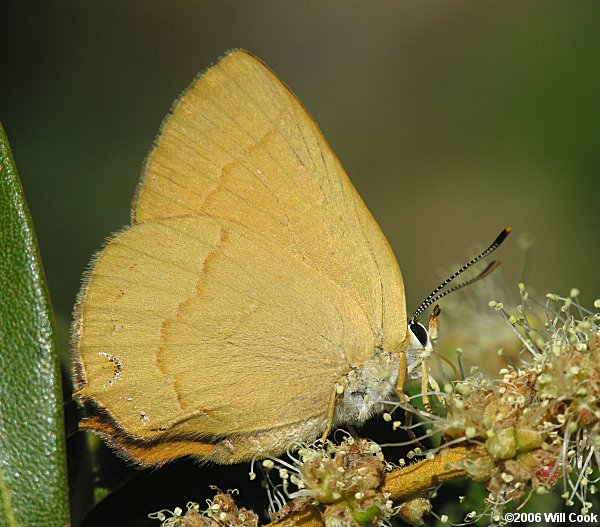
(421, 360), (432, 413)
(428, 372), (446, 408)
(321, 382), (341, 442)
(395, 350), (417, 445)
(395, 350), (408, 402)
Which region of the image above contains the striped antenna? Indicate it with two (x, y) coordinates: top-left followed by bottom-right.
(411, 228), (511, 322)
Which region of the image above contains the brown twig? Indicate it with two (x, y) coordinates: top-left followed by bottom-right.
(382, 444), (471, 500)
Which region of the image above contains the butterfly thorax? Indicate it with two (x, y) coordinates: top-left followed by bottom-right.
(334, 325), (433, 426)
(335, 351), (399, 425)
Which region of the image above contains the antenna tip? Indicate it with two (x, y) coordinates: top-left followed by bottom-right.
(494, 227), (512, 245)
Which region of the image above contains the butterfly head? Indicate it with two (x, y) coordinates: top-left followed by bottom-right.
(408, 320), (431, 350)
(403, 319), (434, 380)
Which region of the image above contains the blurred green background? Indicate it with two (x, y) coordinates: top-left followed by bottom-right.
(1, 1), (599, 524)
(2, 1), (598, 326)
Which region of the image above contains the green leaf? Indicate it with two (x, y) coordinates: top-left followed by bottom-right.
(0, 124), (70, 526)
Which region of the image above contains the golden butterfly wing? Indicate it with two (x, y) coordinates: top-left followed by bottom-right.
(134, 50), (407, 354)
(74, 216), (375, 440)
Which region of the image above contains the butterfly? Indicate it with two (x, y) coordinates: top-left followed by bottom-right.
(72, 49), (509, 465)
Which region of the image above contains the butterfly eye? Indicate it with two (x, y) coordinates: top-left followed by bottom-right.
(409, 322), (429, 347)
